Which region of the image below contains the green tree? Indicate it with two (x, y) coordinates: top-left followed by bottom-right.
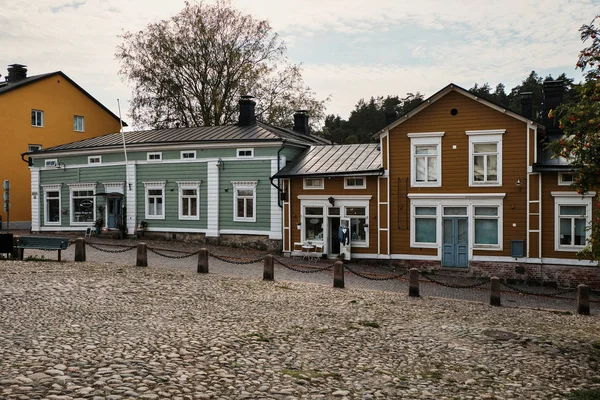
(551, 16), (600, 260)
(117, 0), (327, 129)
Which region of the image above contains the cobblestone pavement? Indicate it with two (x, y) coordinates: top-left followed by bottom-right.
(0, 261), (599, 400)
(13, 234), (598, 316)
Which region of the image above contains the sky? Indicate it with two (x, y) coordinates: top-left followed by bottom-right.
(0, 0), (598, 128)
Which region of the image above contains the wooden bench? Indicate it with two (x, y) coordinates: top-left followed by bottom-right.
(16, 236), (69, 261)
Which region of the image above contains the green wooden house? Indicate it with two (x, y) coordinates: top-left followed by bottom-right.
(24, 98), (327, 249)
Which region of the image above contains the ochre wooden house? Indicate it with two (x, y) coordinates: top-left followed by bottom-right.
(0, 64), (123, 228)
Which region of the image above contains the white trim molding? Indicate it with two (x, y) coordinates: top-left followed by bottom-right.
(41, 183), (62, 227)
(102, 182), (125, 194)
(409, 134), (442, 188)
(408, 193), (505, 199)
(232, 181), (258, 222)
(467, 131), (504, 187)
(552, 191), (594, 252)
(298, 195), (373, 201)
(177, 181), (201, 220)
(143, 181), (166, 220)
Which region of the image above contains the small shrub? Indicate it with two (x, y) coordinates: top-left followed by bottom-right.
(359, 321), (380, 328)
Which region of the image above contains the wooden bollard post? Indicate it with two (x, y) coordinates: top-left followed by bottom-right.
(577, 284), (590, 315)
(490, 277), (501, 306)
(334, 261), (344, 288)
(197, 249), (209, 274)
(136, 243), (148, 267)
(74, 238), (86, 262)
(263, 254), (274, 281)
(409, 268), (420, 297)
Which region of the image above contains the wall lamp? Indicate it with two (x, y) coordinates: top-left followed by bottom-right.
(57, 161), (67, 171)
(516, 178), (522, 191)
(216, 158), (224, 170)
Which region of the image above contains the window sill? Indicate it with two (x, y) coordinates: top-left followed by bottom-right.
(179, 216), (200, 221)
(410, 242), (438, 249)
(145, 216), (165, 220)
(469, 182), (502, 187)
(411, 182), (441, 188)
(234, 218), (256, 223)
(555, 246), (585, 252)
(44, 222), (61, 226)
(473, 245), (502, 251)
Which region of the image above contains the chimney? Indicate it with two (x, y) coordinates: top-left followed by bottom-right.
(6, 64), (27, 83)
(543, 80), (564, 128)
(520, 92), (533, 119)
(293, 110), (309, 135)
(238, 96), (256, 126)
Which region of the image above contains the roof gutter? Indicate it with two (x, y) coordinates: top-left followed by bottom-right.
(273, 168), (385, 179)
(269, 140), (286, 209)
(20, 152), (32, 167)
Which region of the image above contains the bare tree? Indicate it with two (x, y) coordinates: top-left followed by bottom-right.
(117, 0), (328, 129)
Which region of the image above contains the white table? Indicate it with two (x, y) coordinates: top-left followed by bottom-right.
(301, 244), (314, 260)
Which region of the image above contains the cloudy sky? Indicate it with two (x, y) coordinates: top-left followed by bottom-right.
(1, 0), (597, 127)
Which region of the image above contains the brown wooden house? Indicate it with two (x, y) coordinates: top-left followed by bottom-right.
(275, 82), (598, 284)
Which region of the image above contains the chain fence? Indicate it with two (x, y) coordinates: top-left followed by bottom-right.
(499, 281), (578, 298)
(273, 257), (334, 273)
(208, 252), (265, 265)
(345, 265), (409, 281)
(85, 241), (138, 254)
(147, 247), (203, 259)
(419, 273), (491, 289)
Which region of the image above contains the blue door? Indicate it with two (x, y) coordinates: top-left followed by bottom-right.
(107, 198), (122, 229)
(442, 217), (468, 267)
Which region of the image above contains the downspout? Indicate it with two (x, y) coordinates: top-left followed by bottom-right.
(269, 140), (287, 208)
(20, 152), (33, 166)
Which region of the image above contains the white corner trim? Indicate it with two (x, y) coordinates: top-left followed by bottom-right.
(465, 129), (506, 136)
(407, 132), (445, 138)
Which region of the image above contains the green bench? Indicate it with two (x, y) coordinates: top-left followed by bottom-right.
(16, 236), (69, 261)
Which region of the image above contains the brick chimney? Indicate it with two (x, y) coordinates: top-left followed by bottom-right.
(543, 80), (564, 130)
(293, 110), (309, 135)
(238, 96), (256, 126)
(6, 64), (27, 83)
(520, 92), (533, 119)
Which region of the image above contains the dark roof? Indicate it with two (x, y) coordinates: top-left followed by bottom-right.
(273, 144), (383, 178)
(0, 71), (126, 126)
(27, 121), (328, 155)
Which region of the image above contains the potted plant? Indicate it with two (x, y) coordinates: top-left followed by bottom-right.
(93, 218), (103, 235)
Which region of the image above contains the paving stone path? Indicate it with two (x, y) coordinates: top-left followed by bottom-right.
(0, 260), (599, 399)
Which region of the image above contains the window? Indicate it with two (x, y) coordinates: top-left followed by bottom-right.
(31, 110), (43, 127)
(304, 206), (324, 241)
(69, 183), (96, 224)
(408, 133), (443, 187)
(467, 130), (505, 186)
(303, 178), (324, 190)
(345, 207), (367, 242)
(43, 185), (62, 225)
(553, 192), (594, 251)
(45, 159), (58, 167)
(345, 177), (366, 189)
(232, 181), (257, 222)
(147, 152), (162, 161)
(413, 206), (437, 246)
(144, 182), (166, 219)
(181, 151), (196, 160)
(178, 181), (200, 220)
(474, 206), (499, 247)
(28, 144), (42, 152)
(237, 148), (254, 158)
(88, 156), (101, 164)
(74, 115), (84, 132)
(558, 172), (575, 186)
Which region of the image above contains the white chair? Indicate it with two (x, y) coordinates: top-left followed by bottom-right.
(293, 242), (304, 259)
(309, 244), (323, 262)
(85, 226), (93, 238)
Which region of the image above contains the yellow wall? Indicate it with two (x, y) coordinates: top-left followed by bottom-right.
(0, 74), (121, 225)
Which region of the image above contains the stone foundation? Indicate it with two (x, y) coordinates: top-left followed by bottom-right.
(205, 234), (282, 253)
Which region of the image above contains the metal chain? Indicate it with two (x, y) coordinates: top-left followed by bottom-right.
(147, 247), (202, 259)
(499, 281), (577, 298)
(590, 288), (600, 297)
(208, 252), (265, 265)
(344, 265), (409, 281)
(85, 241), (138, 253)
(273, 257), (334, 273)
(419, 273), (491, 289)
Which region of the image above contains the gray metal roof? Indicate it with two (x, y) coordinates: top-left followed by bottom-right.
(274, 144), (383, 178)
(28, 121), (329, 155)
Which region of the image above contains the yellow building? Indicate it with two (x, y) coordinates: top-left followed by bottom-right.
(0, 64), (124, 228)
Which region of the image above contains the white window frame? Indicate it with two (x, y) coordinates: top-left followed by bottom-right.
(147, 152), (162, 162)
(88, 155), (102, 164)
(411, 205), (439, 248)
(408, 132), (444, 187)
(303, 177), (324, 190)
(236, 148), (254, 158)
(28, 144), (42, 152)
(343, 205), (369, 245)
(473, 205), (501, 249)
(181, 150), (196, 160)
(552, 191), (594, 252)
(232, 181), (257, 222)
(31, 109), (43, 127)
(45, 159), (58, 168)
(467, 130), (505, 187)
(74, 115), (84, 132)
(42, 184), (62, 226)
(144, 181), (166, 220)
(177, 181), (200, 220)
(558, 172), (575, 186)
(68, 183), (96, 226)
(302, 205), (326, 243)
(344, 176), (367, 189)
